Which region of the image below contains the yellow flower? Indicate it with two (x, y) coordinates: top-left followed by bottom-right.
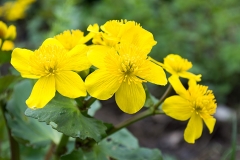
(162, 76), (217, 143)
(11, 38), (91, 109)
(156, 54), (201, 81)
(88, 20), (157, 53)
(54, 27), (97, 51)
(0, 39), (14, 51)
(0, 0), (35, 21)
(0, 21), (16, 40)
(85, 44), (167, 114)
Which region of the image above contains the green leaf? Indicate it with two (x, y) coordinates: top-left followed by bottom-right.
(25, 93), (107, 142)
(105, 128), (139, 148)
(61, 129), (163, 160)
(98, 129), (163, 160)
(0, 50), (12, 64)
(20, 144), (50, 160)
(60, 150), (85, 160)
(6, 80), (61, 148)
(0, 75), (18, 94)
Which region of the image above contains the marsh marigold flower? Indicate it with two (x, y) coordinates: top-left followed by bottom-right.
(11, 38), (91, 109)
(156, 54), (201, 81)
(0, 21), (16, 40)
(85, 44), (167, 114)
(162, 76), (217, 143)
(0, 0), (35, 21)
(88, 20), (157, 53)
(54, 27), (97, 51)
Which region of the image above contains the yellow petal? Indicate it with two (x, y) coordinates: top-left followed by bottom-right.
(115, 81), (145, 114)
(203, 117), (216, 133)
(79, 24), (99, 44)
(138, 60), (167, 85)
(11, 48), (40, 79)
(184, 113), (203, 143)
(5, 25), (16, 40)
(168, 75), (189, 99)
(87, 45), (111, 69)
(0, 21), (8, 38)
(41, 38), (64, 48)
(55, 71), (86, 98)
(87, 23), (99, 33)
(178, 72), (202, 82)
(162, 95), (192, 120)
(26, 76), (55, 109)
(63, 45), (91, 71)
(85, 69), (121, 100)
(2, 40), (14, 51)
(121, 24), (157, 53)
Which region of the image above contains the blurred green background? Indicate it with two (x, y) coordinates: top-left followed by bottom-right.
(2, 0), (240, 159)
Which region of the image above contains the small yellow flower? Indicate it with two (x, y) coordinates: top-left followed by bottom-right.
(157, 54), (201, 81)
(0, 0), (35, 21)
(0, 39), (14, 51)
(88, 20), (157, 53)
(11, 38), (91, 109)
(54, 27), (97, 51)
(85, 44), (167, 114)
(0, 21), (16, 40)
(162, 76), (217, 143)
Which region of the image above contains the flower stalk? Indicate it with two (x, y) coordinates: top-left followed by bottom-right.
(54, 134), (69, 159)
(104, 85), (170, 138)
(0, 101), (20, 160)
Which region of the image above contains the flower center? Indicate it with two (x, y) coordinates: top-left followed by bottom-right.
(119, 54), (142, 84)
(29, 45), (67, 77)
(191, 95), (216, 119)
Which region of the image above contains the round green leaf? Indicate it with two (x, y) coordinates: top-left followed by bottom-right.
(25, 93), (107, 142)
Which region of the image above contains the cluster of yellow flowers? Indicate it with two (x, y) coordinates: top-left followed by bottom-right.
(159, 55), (217, 143)
(0, 0), (35, 21)
(0, 21), (16, 51)
(10, 19), (217, 143)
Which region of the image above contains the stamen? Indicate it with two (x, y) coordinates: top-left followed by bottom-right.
(29, 45), (67, 77)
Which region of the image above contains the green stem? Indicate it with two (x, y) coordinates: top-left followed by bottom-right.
(0, 102), (20, 160)
(44, 142), (56, 160)
(153, 84), (172, 111)
(107, 109), (162, 136)
(54, 134), (69, 159)
(76, 97), (96, 111)
(85, 97), (96, 108)
(104, 84), (171, 138)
